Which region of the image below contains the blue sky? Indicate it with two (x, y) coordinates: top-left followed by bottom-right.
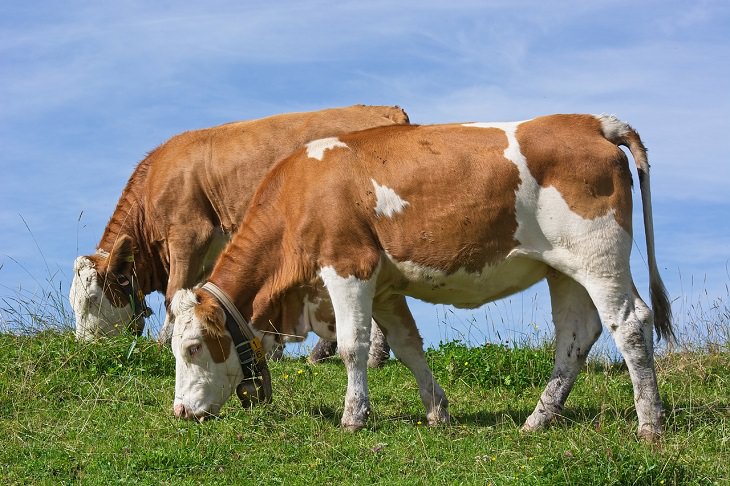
(1, 1), (729, 351)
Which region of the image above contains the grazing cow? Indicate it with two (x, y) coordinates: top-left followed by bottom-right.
(169, 114), (673, 441)
(69, 104), (409, 362)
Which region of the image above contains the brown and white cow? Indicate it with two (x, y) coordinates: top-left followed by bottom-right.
(169, 114), (674, 440)
(69, 104), (409, 362)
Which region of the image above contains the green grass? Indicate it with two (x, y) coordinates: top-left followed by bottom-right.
(1, 331), (728, 485)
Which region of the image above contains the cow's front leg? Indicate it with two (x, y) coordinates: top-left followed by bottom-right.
(159, 226), (218, 344)
(319, 266), (378, 431)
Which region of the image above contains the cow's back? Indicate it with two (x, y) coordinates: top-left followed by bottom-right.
(142, 105), (409, 235)
(267, 116), (633, 286)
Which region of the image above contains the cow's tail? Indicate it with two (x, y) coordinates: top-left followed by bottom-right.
(598, 114), (675, 344)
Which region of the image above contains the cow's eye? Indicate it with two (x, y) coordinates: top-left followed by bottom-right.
(187, 343), (202, 358)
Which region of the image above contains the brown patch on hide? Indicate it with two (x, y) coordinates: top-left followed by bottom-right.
(106, 235), (135, 274)
(193, 289), (227, 338)
(272, 288), (308, 342)
(203, 332), (232, 363)
(94, 104), (412, 313)
(192, 289), (231, 363)
(517, 115), (633, 233)
(261, 282), (338, 342)
(308, 283), (336, 326)
(338, 124), (522, 274)
(85, 235), (136, 308)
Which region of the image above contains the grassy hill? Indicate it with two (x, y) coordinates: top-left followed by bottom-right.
(1, 331), (728, 485)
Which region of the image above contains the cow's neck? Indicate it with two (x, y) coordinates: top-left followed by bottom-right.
(205, 233), (285, 326)
(206, 258), (261, 324)
(97, 184), (166, 296)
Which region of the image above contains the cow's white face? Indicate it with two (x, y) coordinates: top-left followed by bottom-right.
(70, 256), (137, 340)
(170, 289), (242, 421)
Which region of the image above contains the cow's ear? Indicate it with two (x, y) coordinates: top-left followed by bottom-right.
(193, 289), (225, 333)
(108, 234), (134, 275)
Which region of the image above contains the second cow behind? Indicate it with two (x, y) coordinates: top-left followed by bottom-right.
(70, 104), (411, 364)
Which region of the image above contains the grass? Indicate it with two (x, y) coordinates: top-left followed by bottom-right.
(0, 329), (728, 485)
(1, 262), (729, 484)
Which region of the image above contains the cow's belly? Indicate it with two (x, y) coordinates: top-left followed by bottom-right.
(381, 254), (549, 308)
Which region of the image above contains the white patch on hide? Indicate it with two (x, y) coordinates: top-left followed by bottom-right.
(462, 121), (527, 131)
(466, 120), (633, 283)
(595, 114), (630, 140)
(69, 255), (134, 340)
(305, 137), (349, 161)
(382, 118), (632, 305)
(292, 293), (337, 342)
(170, 288), (199, 318)
(318, 266), (378, 326)
(371, 178), (409, 218)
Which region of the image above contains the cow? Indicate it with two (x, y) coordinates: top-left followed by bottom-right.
(168, 114), (674, 441)
(69, 104), (410, 364)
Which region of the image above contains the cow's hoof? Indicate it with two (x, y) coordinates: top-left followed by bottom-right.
(521, 409), (553, 432)
(341, 405), (370, 432)
(427, 413), (450, 426)
(309, 339), (337, 364)
(426, 403), (450, 426)
(341, 421), (366, 432)
(637, 425), (662, 444)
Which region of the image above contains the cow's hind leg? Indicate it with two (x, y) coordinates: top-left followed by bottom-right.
(373, 294), (449, 425)
(309, 337), (338, 363)
(584, 278), (663, 441)
(522, 271), (601, 431)
(320, 267), (378, 431)
(308, 321), (390, 367)
(367, 322), (390, 368)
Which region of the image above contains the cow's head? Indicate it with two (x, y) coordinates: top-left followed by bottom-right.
(69, 235), (149, 340)
(170, 288), (272, 421)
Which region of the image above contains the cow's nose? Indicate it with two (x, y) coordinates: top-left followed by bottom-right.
(174, 403), (189, 419)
